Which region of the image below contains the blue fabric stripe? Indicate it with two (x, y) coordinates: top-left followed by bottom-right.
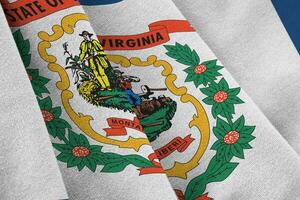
(272, 0), (300, 53)
(79, 0), (123, 6)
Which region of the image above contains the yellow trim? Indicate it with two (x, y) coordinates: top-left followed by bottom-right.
(37, 13), (210, 178)
(108, 55), (210, 179)
(38, 13), (150, 151)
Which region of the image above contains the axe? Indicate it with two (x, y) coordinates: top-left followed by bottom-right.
(139, 85), (167, 99)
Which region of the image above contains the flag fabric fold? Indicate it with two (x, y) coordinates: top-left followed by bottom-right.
(0, 5), (68, 200)
(0, 0), (299, 200)
(82, 0), (300, 199)
(0, 1), (177, 200)
(173, 0), (300, 154)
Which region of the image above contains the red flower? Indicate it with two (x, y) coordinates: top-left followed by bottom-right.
(41, 110), (54, 122)
(213, 91), (228, 103)
(194, 64), (207, 74)
(72, 146), (90, 157)
(223, 131), (240, 145)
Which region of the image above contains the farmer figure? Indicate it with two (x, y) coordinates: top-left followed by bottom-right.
(79, 31), (111, 90)
(119, 78), (144, 119)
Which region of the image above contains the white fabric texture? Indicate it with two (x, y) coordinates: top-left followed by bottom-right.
(0, 5), (68, 200)
(83, 0), (300, 199)
(1, 4), (177, 200)
(0, 0), (299, 199)
(173, 0), (300, 154)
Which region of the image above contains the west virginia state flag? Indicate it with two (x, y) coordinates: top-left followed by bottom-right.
(0, 0), (299, 200)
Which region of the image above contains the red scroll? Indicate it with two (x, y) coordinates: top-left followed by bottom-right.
(139, 153), (165, 175)
(98, 20), (196, 50)
(1, 0), (80, 27)
(154, 134), (195, 160)
(104, 117), (143, 136)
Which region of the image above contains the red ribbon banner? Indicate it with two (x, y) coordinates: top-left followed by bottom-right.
(104, 117), (143, 136)
(154, 134), (195, 160)
(138, 153), (165, 175)
(98, 20), (196, 50)
(1, 0), (80, 27)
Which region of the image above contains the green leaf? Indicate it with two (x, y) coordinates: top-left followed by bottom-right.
(176, 58), (194, 66)
(224, 146), (233, 162)
(206, 156), (224, 175)
(36, 76), (50, 85)
(210, 140), (223, 150)
(84, 157), (97, 172)
(101, 153), (124, 164)
(102, 152), (123, 159)
(53, 118), (69, 129)
(202, 97), (214, 105)
(38, 96), (52, 110)
(226, 96), (244, 104)
(211, 104), (221, 118)
(203, 59), (216, 66)
(240, 143), (252, 149)
(67, 156), (82, 168)
(51, 107), (62, 118)
(220, 106), (234, 120)
(125, 155), (153, 168)
(77, 160), (85, 171)
(220, 102), (234, 113)
(79, 134), (90, 147)
(101, 160), (130, 173)
(213, 127), (225, 140)
(185, 73), (196, 82)
(231, 143), (245, 159)
(183, 66), (195, 74)
(206, 160), (239, 183)
(68, 130), (79, 146)
(31, 84), (48, 97)
(216, 145), (226, 161)
(165, 51), (178, 60)
(218, 78), (229, 90)
(55, 128), (67, 141)
(200, 87), (216, 96)
(74, 55), (79, 61)
(56, 153), (71, 162)
(191, 50), (200, 65)
(194, 75), (204, 87)
(58, 118), (72, 129)
(13, 29), (31, 68)
(232, 115), (245, 131)
(238, 134), (255, 144)
(32, 84), (49, 97)
(46, 123), (56, 137)
(241, 126), (255, 135)
(164, 45), (176, 52)
(21, 40), (30, 55)
(228, 87), (241, 96)
(89, 145), (103, 153)
(164, 43), (199, 66)
(13, 29), (23, 42)
(91, 154), (106, 165)
(184, 173), (207, 200)
(184, 155), (234, 200)
(216, 117), (231, 132)
(22, 55), (31, 68)
(213, 65), (223, 71)
(26, 68), (38, 77)
(175, 42), (184, 50)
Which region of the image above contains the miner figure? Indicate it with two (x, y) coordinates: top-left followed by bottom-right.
(118, 78), (145, 119)
(79, 31), (111, 90)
